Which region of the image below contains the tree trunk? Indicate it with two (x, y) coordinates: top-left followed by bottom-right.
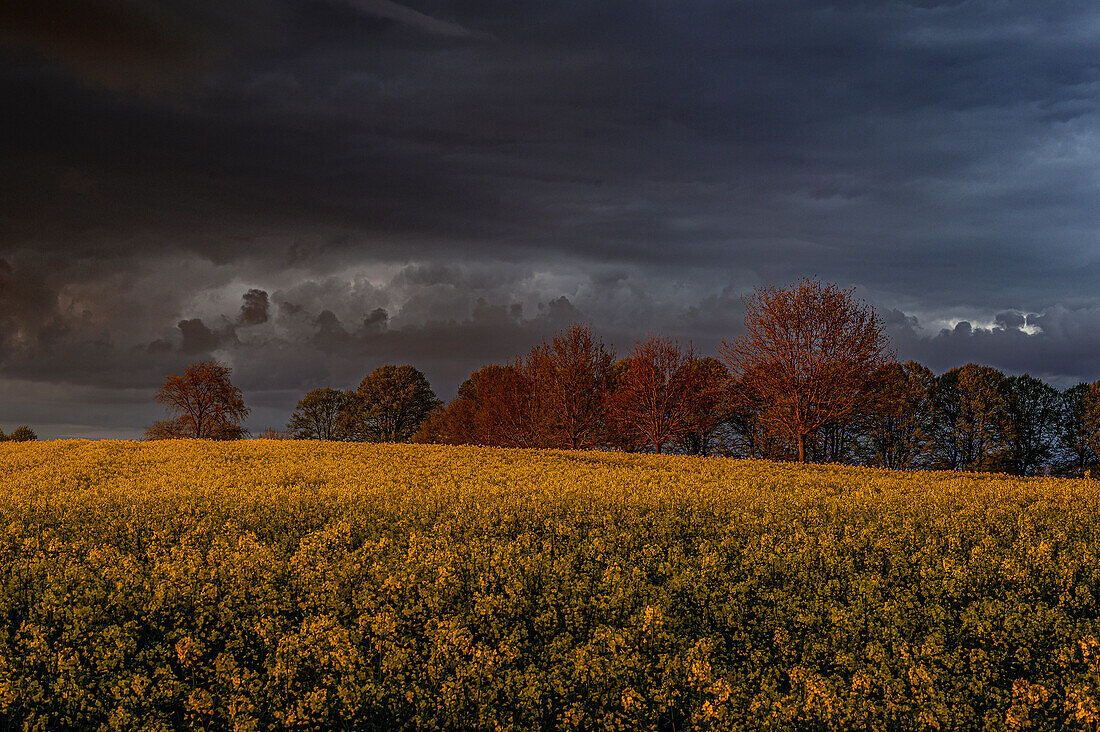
(798, 433), (806, 462)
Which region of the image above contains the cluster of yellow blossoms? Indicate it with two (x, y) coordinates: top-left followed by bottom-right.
(2, 439), (1099, 730)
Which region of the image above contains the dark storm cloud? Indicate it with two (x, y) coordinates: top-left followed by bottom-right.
(177, 318), (222, 354)
(0, 0), (482, 90)
(0, 0), (201, 88)
(5, 0), (1100, 436)
(995, 310), (1026, 330)
(0, 0), (285, 90)
(885, 305), (1100, 388)
(337, 0), (484, 39)
(237, 289), (270, 326)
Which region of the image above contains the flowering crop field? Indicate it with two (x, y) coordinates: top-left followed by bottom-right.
(2, 441), (1100, 730)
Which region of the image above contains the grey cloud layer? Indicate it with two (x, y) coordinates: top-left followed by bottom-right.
(3, 0), (1100, 436)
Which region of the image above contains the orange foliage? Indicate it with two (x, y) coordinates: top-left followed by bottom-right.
(605, 335), (697, 454)
(525, 324), (614, 449)
(144, 360), (250, 440)
(721, 278), (891, 462)
(438, 363), (537, 447)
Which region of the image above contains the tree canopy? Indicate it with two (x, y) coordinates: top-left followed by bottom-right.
(525, 324), (614, 449)
(605, 335), (698, 454)
(721, 278), (892, 462)
(439, 363), (536, 448)
(342, 365), (440, 443)
(1, 426), (37, 442)
(287, 387), (356, 440)
(145, 360), (250, 440)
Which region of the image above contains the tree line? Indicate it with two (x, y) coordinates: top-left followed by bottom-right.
(145, 278), (1100, 476)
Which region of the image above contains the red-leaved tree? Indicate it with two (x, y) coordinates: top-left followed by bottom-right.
(439, 363), (537, 447)
(721, 278), (891, 462)
(145, 360), (250, 439)
(525, 324), (614, 449)
(606, 335), (696, 453)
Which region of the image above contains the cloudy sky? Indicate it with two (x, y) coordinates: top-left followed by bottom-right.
(3, 0), (1100, 438)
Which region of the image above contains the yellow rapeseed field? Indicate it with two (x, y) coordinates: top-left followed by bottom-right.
(2, 440), (1100, 730)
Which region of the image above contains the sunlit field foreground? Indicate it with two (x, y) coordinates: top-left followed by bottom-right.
(3, 442), (1100, 730)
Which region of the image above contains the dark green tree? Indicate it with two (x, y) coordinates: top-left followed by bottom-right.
(930, 364), (1013, 472)
(1058, 383), (1095, 476)
(810, 418), (864, 464)
(859, 361), (935, 470)
(287, 387), (357, 440)
(4, 426), (37, 442)
(1005, 374), (1062, 475)
(342, 365), (440, 442)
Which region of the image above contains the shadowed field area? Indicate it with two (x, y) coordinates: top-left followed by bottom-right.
(1, 441), (1099, 730)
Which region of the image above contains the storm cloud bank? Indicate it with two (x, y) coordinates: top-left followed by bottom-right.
(3, 0), (1100, 437)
